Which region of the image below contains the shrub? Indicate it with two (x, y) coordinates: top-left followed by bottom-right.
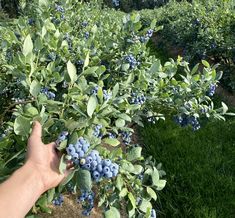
(0, 0), (230, 216)
(140, 0), (235, 92)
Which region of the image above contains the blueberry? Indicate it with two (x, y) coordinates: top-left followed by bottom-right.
(103, 166), (110, 174)
(86, 156), (93, 164)
(91, 160), (98, 170)
(82, 144), (89, 153)
(77, 150), (85, 158)
(97, 164), (103, 173)
(103, 159), (112, 166)
(110, 163), (119, 172)
(92, 171), (100, 180)
(150, 209), (156, 218)
(104, 171), (113, 178)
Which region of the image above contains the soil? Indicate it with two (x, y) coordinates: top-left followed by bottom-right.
(38, 194), (103, 218)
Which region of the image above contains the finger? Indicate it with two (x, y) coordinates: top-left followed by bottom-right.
(63, 168), (74, 178)
(30, 121), (42, 141)
(66, 161), (74, 170)
(47, 142), (57, 154)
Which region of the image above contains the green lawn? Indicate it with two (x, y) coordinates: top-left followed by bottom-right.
(140, 115), (235, 218)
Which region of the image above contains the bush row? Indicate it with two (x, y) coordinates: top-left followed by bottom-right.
(140, 0), (235, 92)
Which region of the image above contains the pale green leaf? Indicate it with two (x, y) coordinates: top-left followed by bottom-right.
(23, 34), (33, 56)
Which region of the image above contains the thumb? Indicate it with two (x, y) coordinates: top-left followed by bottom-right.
(30, 121), (42, 141)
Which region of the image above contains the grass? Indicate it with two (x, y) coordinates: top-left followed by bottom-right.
(140, 114), (235, 218)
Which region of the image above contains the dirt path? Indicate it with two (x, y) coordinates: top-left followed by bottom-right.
(216, 85), (235, 108)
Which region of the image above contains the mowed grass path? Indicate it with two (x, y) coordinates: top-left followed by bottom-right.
(140, 117), (235, 218)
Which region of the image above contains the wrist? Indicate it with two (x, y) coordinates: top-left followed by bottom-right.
(23, 161), (46, 194)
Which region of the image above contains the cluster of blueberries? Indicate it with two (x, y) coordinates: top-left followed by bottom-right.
(52, 194), (64, 206)
(41, 87), (56, 100)
(5, 50), (13, 62)
(0, 126), (13, 140)
(112, 0), (120, 7)
(55, 4), (65, 13)
(76, 60), (84, 68)
(108, 132), (116, 139)
(51, 3), (65, 24)
(91, 86), (112, 101)
(121, 131), (132, 145)
(139, 29), (154, 43)
(28, 18), (35, 26)
(47, 52), (57, 62)
(130, 92), (146, 105)
(147, 117), (156, 124)
(193, 18), (200, 26)
(124, 54), (139, 69)
(81, 21), (88, 27)
(65, 137), (119, 181)
(207, 84), (216, 96)
(84, 32), (90, 40)
(174, 114), (201, 131)
(64, 33), (73, 50)
(93, 124), (103, 138)
(77, 190), (95, 216)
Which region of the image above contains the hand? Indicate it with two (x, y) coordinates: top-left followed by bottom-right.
(26, 121), (71, 193)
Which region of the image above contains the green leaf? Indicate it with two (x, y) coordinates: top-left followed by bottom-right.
(155, 179), (166, 190)
(77, 169), (92, 191)
(127, 147), (142, 162)
(30, 80), (41, 97)
(191, 63), (199, 75)
(59, 154), (67, 174)
(119, 188), (128, 197)
(115, 118), (125, 128)
(150, 19), (157, 29)
(47, 188), (55, 203)
(149, 60), (161, 74)
(14, 116), (31, 136)
(23, 34), (33, 56)
(60, 169), (77, 187)
(65, 120), (80, 131)
(116, 175), (124, 191)
(121, 162), (135, 173)
(105, 207), (120, 218)
(125, 73), (134, 85)
(147, 187), (157, 200)
(122, 63), (130, 71)
(67, 61), (77, 84)
(84, 51), (90, 68)
(202, 60), (210, 68)
(133, 165), (143, 174)
(216, 71), (223, 80)
(87, 95), (97, 117)
(151, 168), (160, 186)
(83, 66), (99, 76)
(117, 113), (131, 122)
(139, 199), (151, 213)
(103, 138), (120, 147)
(128, 193), (136, 209)
(221, 102), (228, 114)
(112, 83), (119, 98)
(24, 106), (38, 116)
(39, 0), (48, 8)
(57, 140), (68, 151)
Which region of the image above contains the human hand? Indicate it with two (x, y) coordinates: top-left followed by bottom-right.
(26, 121), (71, 193)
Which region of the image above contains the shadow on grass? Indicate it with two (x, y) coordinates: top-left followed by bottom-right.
(140, 116), (235, 218)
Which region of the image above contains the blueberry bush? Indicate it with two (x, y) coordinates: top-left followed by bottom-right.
(139, 0), (235, 92)
(0, 0), (232, 217)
